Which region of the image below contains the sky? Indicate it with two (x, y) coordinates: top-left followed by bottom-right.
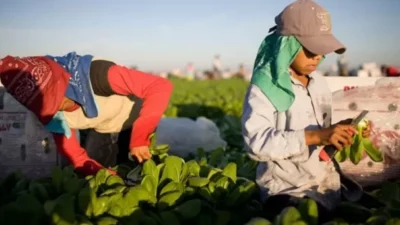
(1, 0), (400, 73)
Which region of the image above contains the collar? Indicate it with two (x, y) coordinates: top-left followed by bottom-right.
(289, 68), (313, 86)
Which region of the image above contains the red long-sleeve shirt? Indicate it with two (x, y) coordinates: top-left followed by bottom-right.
(387, 66), (400, 77)
(52, 65), (173, 175)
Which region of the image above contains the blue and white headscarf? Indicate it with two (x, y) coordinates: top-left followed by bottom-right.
(44, 52), (99, 138)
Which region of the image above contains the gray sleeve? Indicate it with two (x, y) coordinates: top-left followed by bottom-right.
(241, 84), (309, 162)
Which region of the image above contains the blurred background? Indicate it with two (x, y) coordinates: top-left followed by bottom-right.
(1, 0), (399, 80)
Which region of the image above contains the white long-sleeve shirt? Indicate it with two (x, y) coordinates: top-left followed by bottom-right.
(241, 74), (341, 210)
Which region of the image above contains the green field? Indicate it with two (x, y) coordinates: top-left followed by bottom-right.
(0, 78), (399, 225)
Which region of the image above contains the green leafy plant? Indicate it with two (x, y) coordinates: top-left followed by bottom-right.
(335, 119), (383, 164)
(1, 79), (399, 225)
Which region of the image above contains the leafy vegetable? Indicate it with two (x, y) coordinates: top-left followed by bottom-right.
(335, 119), (383, 164)
(1, 78), (399, 225)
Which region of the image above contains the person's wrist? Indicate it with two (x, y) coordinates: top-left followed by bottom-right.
(305, 130), (322, 145)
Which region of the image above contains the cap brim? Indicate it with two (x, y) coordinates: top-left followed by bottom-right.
(296, 34), (346, 56)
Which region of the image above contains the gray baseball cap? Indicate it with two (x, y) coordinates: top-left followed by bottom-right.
(272, 0), (346, 55)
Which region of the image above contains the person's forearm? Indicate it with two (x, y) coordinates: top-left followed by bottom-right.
(52, 129), (106, 175)
(305, 130), (321, 146)
(107, 65), (173, 148)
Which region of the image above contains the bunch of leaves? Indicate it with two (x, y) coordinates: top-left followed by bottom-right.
(1, 127), (398, 225)
(243, 195), (400, 225)
(244, 199), (320, 225)
(335, 119), (383, 164)
(187, 148), (258, 180)
(0, 133), (261, 225)
(0, 161), (399, 225)
(0, 166), (86, 225)
(108, 155), (261, 225)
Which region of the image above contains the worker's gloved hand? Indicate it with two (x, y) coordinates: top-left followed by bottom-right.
(130, 146), (152, 163)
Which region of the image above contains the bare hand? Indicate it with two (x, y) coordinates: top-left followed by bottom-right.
(318, 123), (357, 151)
(130, 146), (152, 163)
(338, 118), (371, 138)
